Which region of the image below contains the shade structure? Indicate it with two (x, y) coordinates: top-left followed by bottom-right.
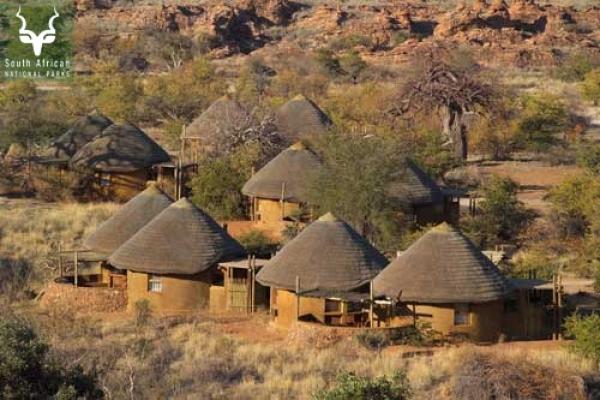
(83, 184), (173, 256)
(387, 160), (444, 206)
(50, 113), (113, 160)
(256, 212), (387, 293)
(374, 223), (510, 303)
(70, 123), (170, 172)
(241, 142), (322, 203)
(185, 95), (251, 144)
(109, 198), (246, 275)
(275, 94), (332, 140)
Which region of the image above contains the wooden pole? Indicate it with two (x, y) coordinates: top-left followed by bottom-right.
(251, 255), (256, 315)
(74, 251), (78, 287)
(295, 276), (300, 321)
(552, 275), (557, 340)
(369, 280), (374, 328)
(58, 242), (63, 277)
(558, 274), (563, 340)
(412, 303), (417, 327)
(280, 182), (286, 220)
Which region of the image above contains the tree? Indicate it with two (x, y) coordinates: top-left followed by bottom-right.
(581, 69), (600, 106)
(0, 318), (102, 399)
(391, 59), (494, 160)
(307, 133), (408, 250)
(189, 144), (262, 220)
(462, 175), (533, 247)
(564, 314), (600, 367)
(513, 93), (570, 151)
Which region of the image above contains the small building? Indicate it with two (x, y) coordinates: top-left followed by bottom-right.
(70, 123), (171, 201)
(242, 142), (322, 227)
(81, 183), (173, 287)
(108, 198), (246, 313)
(388, 160), (459, 226)
(209, 258), (270, 314)
(184, 95), (251, 159)
(374, 223), (511, 342)
(275, 94), (333, 141)
(256, 212), (388, 327)
(48, 112), (113, 162)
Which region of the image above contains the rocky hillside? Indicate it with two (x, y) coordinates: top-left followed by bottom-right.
(73, 0), (600, 70)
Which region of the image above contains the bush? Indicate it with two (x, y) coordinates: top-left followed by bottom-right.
(237, 229), (277, 257)
(554, 52), (594, 82)
(355, 330), (389, 352)
(564, 314), (600, 367)
(581, 68), (600, 106)
(313, 370), (412, 400)
(0, 318), (102, 399)
(576, 142), (600, 175)
(134, 299), (152, 329)
(514, 94), (570, 152)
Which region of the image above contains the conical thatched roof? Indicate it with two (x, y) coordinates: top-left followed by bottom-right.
(256, 212), (387, 293)
(374, 223), (510, 303)
(70, 123), (170, 172)
(84, 184), (173, 256)
(108, 198), (246, 275)
(241, 142), (322, 203)
(50, 113), (113, 160)
(387, 160), (444, 206)
(275, 95), (332, 140)
(185, 96), (251, 142)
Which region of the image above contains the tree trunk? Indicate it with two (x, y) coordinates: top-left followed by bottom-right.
(441, 105), (468, 160)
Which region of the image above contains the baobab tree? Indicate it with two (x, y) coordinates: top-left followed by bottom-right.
(390, 59), (494, 160)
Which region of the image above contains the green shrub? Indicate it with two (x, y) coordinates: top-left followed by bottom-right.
(514, 94), (570, 152)
(576, 142), (600, 175)
(329, 34), (373, 52)
(237, 229), (277, 257)
(564, 314), (600, 367)
(355, 330), (389, 352)
(581, 68), (600, 106)
(0, 319), (102, 399)
(554, 52), (594, 82)
(313, 370), (412, 400)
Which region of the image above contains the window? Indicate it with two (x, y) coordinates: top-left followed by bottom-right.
(454, 304), (470, 326)
(148, 274), (162, 292)
(99, 173), (111, 187)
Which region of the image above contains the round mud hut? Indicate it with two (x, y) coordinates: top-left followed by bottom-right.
(242, 142), (322, 226)
(373, 223), (510, 342)
(49, 112), (113, 161)
(388, 160), (458, 225)
(275, 94), (332, 141)
(70, 123), (170, 201)
(184, 95), (251, 158)
(256, 212), (388, 327)
(109, 198), (246, 313)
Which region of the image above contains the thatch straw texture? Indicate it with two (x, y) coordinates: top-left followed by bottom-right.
(387, 160), (444, 206)
(109, 198), (246, 275)
(374, 223), (510, 303)
(256, 212), (387, 293)
(185, 96), (250, 142)
(50, 113), (113, 160)
(241, 142), (321, 202)
(84, 184), (173, 256)
(70, 123), (170, 172)
(275, 95), (332, 140)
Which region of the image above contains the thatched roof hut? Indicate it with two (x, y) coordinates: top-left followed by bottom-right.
(109, 198), (246, 275)
(275, 95), (332, 140)
(387, 160), (444, 206)
(242, 142), (322, 203)
(50, 113), (113, 160)
(185, 96), (250, 143)
(256, 212), (387, 294)
(70, 123), (170, 172)
(374, 223), (510, 303)
(83, 183), (172, 256)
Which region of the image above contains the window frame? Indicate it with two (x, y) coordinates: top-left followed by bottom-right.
(453, 303), (470, 326)
(148, 274), (163, 293)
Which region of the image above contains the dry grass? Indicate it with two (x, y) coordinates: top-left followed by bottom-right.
(0, 200), (118, 291)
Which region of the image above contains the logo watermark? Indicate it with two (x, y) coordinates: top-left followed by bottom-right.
(1, 1), (72, 80)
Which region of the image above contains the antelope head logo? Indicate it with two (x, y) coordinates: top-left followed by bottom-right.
(15, 6), (60, 57)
